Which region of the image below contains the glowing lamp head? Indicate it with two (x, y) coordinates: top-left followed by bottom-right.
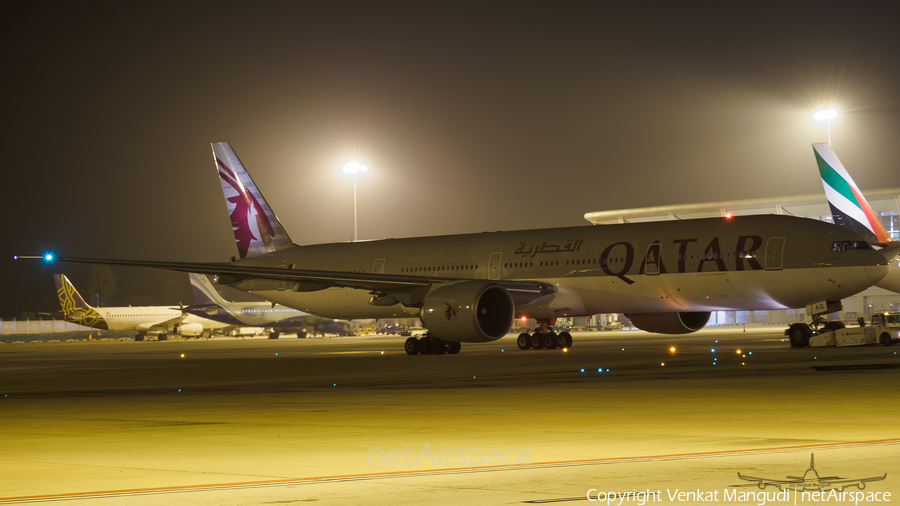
(812, 107), (839, 122)
(341, 160), (368, 176)
(520, 316), (527, 321)
(724, 212), (732, 219)
(44, 253), (54, 262)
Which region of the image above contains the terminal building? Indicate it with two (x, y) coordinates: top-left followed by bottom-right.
(569, 188), (900, 329)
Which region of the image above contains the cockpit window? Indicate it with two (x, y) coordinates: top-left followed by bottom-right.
(832, 241), (872, 252)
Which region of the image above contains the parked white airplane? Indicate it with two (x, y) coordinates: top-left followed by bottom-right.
(34, 142), (893, 355)
(185, 273), (352, 338)
(52, 274), (229, 340)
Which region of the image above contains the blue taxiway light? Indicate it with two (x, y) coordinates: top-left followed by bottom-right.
(597, 368), (603, 373)
(748, 351), (753, 355)
(178, 389), (182, 392)
(44, 254), (54, 261)
(710, 348), (716, 353)
(333, 383), (336, 386)
(580, 368), (585, 373)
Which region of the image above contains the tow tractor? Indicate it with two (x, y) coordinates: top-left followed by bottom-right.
(785, 300), (899, 348)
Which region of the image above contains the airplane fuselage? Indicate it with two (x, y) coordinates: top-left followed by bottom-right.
(64, 306), (227, 333)
(220, 215), (888, 320)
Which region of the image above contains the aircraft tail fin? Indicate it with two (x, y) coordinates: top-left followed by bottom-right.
(53, 274), (108, 329)
(189, 273), (229, 305)
(813, 143), (892, 245)
(212, 142), (296, 258)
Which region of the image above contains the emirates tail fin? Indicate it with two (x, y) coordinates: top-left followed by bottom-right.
(813, 143), (892, 245)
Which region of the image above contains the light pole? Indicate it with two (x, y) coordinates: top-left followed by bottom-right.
(812, 107), (839, 145)
(341, 160), (368, 241)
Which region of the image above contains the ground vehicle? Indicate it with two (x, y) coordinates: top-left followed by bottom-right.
(803, 312), (900, 347)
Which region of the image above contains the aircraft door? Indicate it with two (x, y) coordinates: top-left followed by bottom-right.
(488, 252), (502, 280)
(373, 259), (385, 274)
(645, 243), (661, 275)
(765, 237), (785, 270)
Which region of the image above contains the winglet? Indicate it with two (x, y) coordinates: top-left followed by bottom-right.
(813, 143), (892, 244)
(212, 142), (295, 258)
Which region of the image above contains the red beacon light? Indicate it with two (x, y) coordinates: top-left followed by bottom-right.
(520, 315), (527, 321)
(724, 212), (733, 219)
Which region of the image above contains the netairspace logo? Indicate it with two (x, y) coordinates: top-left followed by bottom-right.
(368, 443), (531, 470)
(585, 488), (892, 505)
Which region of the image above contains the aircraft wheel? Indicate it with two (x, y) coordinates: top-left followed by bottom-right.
(432, 337), (447, 355)
(297, 331), (307, 339)
(531, 333), (545, 349)
(560, 331), (573, 348)
(788, 323), (811, 348)
(555, 334), (566, 348)
(448, 341), (461, 354)
(517, 333), (531, 350)
(158, 334), (168, 341)
(404, 337), (419, 355)
(419, 336), (433, 355)
(269, 332), (280, 339)
(881, 333), (894, 346)
(543, 333), (558, 349)
(134, 334), (144, 342)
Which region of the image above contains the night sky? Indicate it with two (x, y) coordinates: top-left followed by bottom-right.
(3, 1), (900, 315)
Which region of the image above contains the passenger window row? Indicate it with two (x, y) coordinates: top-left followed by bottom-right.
(679, 251), (757, 260)
(401, 265), (478, 274)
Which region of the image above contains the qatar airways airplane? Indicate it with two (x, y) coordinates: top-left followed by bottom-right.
(30, 142), (893, 355)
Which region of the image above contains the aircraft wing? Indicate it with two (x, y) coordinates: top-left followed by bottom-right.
(825, 474), (887, 485)
(39, 256), (554, 304)
(135, 321), (178, 332)
(737, 473), (795, 484)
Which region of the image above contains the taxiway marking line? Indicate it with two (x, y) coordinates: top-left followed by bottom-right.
(1, 437), (898, 503)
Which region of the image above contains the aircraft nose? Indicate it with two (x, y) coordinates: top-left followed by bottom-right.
(866, 264), (889, 284)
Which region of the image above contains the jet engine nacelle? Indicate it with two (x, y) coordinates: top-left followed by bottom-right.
(174, 322), (204, 336)
(624, 311), (710, 334)
(419, 281), (515, 343)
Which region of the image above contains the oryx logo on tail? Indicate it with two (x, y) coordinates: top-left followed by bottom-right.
(212, 142), (294, 259)
(814, 143), (892, 245)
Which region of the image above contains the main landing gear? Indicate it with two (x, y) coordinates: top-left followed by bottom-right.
(517, 317), (573, 350)
(404, 333), (461, 355)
